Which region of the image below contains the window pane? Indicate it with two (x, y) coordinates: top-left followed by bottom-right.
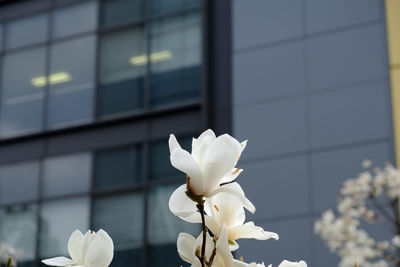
(39, 197), (90, 258)
(0, 205), (38, 262)
(0, 161), (39, 205)
(100, 0), (144, 29)
(47, 36), (96, 128)
(151, 0), (200, 15)
(99, 28), (146, 117)
(150, 12), (202, 107)
(149, 136), (191, 180)
(53, 1), (97, 39)
(93, 192), (144, 267)
(0, 25), (3, 52)
(0, 48), (45, 137)
(6, 14), (48, 50)
(43, 153), (92, 198)
(95, 146), (142, 190)
(147, 184), (197, 267)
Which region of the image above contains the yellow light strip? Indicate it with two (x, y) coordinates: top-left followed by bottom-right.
(31, 72), (72, 87)
(129, 50), (173, 66)
(385, 0), (400, 167)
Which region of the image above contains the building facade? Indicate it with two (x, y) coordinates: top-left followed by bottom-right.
(0, 0), (397, 266)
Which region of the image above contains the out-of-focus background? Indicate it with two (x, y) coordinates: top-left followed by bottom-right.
(0, 0), (398, 266)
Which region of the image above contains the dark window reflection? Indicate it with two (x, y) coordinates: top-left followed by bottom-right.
(147, 244), (189, 267)
(99, 28), (146, 117)
(150, 12), (202, 107)
(111, 248), (142, 267)
(95, 146), (142, 190)
(100, 0), (144, 29)
(149, 136), (191, 180)
(151, 0), (200, 15)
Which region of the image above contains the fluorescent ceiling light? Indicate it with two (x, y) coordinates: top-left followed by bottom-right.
(130, 50), (173, 66)
(31, 72), (72, 87)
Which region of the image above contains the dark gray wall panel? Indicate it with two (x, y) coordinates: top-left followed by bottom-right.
(307, 24), (387, 91)
(234, 97), (308, 159)
(311, 142), (390, 212)
(233, 0), (303, 50)
(237, 218), (313, 266)
(239, 155), (309, 220)
(305, 0), (381, 33)
(309, 82), (390, 149)
(234, 41), (306, 106)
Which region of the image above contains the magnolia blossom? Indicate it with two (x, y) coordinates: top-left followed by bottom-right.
(168, 130), (255, 214)
(270, 260), (307, 267)
(42, 229), (113, 267)
(177, 224), (245, 267)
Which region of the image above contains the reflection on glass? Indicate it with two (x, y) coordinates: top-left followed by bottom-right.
(0, 161), (39, 205)
(100, 0), (144, 29)
(6, 13), (48, 50)
(99, 28), (146, 117)
(0, 48), (45, 137)
(148, 184), (197, 267)
(148, 184), (199, 244)
(150, 12), (202, 107)
(53, 1), (97, 39)
(93, 192), (143, 267)
(151, 0), (200, 15)
(0, 205), (37, 262)
(47, 36), (96, 128)
(0, 25), (3, 52)
(149, 136), (191, 180)
(43, 153), (92, 198)
(94, 146), (142, 190)
(39, 197), (90, 258)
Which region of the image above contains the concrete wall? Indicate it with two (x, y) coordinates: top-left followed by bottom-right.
(231, 0), (394, 265)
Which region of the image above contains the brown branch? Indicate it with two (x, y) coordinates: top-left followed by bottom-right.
(197, 201), (207, 267)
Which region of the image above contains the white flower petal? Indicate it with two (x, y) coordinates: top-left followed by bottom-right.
(68, 230), (84, 264)
(229, 222), (279, 241)
(169, 184), (198, 217)
(216, 224), (234, 267)
(233, 259), (248, 267)
(202, 134), (242, 192)
(194, 231), (214, 261)
(177, 233), (196, 264)
(229, 240), (239, 251)
(192, 129), (216, 166)
(169, 136), (204, 195)
(84, 229), (114, 267)
(278, 260), (307, 267)
(208, 182), (255, 214)
(221, 168), (243, 184)
(42, 257), (73, 266)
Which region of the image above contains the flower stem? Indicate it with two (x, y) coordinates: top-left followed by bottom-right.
(6, 257), (12, 267)
(197, 201), (207, 267)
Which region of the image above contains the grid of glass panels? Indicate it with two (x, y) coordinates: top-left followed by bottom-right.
(0, 0), (203, 138)
(0, 135), (198, 267)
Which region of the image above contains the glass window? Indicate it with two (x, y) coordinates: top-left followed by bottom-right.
(149, 136), (191, 180)
(148, 184), (198, 267)
(0, 161), (39, 205)
(39, 197), (90, 258)
(94, 146), (142, 190)
(93, 193), (144, 267)
(47, 36), (96, 128)
(0, 205), (38, 262)
(100, 0), (144, 29)
(151, 0), (200, 15)
(0, 24), (3, 52)
(6, 13), (48, 50)
(99, 28), (146, 117)
(150, 12), (202, 107)
(42, 153), (92, 198)
(52, 1), (98, 39)
(0, 48), (45, 137)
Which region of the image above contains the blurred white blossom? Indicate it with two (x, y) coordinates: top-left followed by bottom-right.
(315, 161), (400, 267)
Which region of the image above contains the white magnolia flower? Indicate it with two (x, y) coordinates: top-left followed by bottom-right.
(268, 260), (307, 267)
(181, 191), (278, 250)
(169, 129), (255, 216)
(177, 224), (244, 267)
(42, 229), (114, 267)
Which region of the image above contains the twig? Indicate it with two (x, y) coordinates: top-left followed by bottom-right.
(197, 201), (207, 267)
